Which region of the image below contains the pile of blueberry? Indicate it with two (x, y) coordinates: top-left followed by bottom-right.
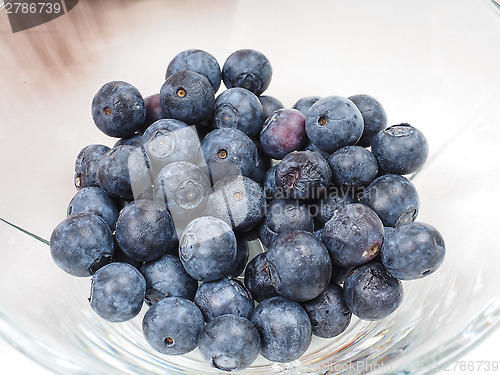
(49, 49), (446, 371)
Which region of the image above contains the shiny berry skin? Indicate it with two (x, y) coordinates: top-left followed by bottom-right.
(222, 49), (272, 96)
(205, 175), (265, 232)
(360, 174), (419, 228)
(67, 187), (119, 231)
(343, 262), (404, 320)
(244, 253), (279, 303)
(292, 96), (321, 117)
(201, 128), (258, 183)
(50, 213), (114, 277)
(91, 81), (145, 138)
(260, 109), (307, 160)
(141, 93), (165, 133)
(259, 95), (284, 120)
(194, 277), (254, 321)
(166, 49), (222, 92)
(321, 203), (384, 268)
(266, 230), (332, 302)
(96, 145), (154, 200)
(115, 200), (175, 263)
(381, 222), (445, 280)
(89, 262), (146, 322)
(179, 216), (237, 282)
(140, 254), (198, 306)
(213, 88), (264, 138)
(142, 118), (203, 174)
(74, 144), (110, 190)
(258, 198), (314, 248)
(198, 315), (261, 372)
(160, 70), (215, 125)
(250, 296), (312, 363)
(154, 161), (211, 228)
(327, 145), (378, 188)
(349, 94), (387, 147)
(301, 283), (352, 338)
(305, 96), (364, 153)
(142, 297), (205, 355)
(371, 123), (429, 175)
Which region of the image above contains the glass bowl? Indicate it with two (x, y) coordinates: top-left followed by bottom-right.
(1, 0), (500, 374)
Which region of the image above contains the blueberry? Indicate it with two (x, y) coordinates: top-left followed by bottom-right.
(91, 81), (146, 138)
(160, 70), (215, 125)
(140, 254), (198, 306)
(371, 123), (429, 175)
(262, 165), (280, 200)
(381, 222), (446, 280)
(359, 174), (419, 227)
(305, 96), (364, 153)
(142, 297), (205, 355)
(97, 145), (154, 200)
(50, 213), (114, 277)
(111, 238), (143, 269)
(327, 146), (378, 188)
(331, 264), (354, 285)
(154, 161), (211, 229)
(384, 226), (395, 239)
(322, 203), (384, 267)
(313, 228), (324, 241)
(251, 141), (273, 184)
(304, 142), (331, 161)
(115, 200), (175, 263)
(195, 277), (254, 321)
(142, 119), (203, 174)
(275, 150), (332, 200)
(230, 238), (250, 278)
(222, 49), (272, 96)
(89, 262), (146, 322)
(67, 187), (119, 231)
(213, 88), (264, 138)
(292, 96), (321, 117)
(266, 230), (332, 302)
(113, 133), (143, 148)
(258, 199), (314, 248)
(250, 296), (312, 363)
(141, 93), (165, 132)
(179, 216), (237, 282)
(74, 144), (111, 190)
(198, 314), (261, 371)
(113, 196), (133, 211)
(311, 187), (358, 226)
(348, 94), (387, 147)
(343, 262), (404, 320)
(260, 109), (308, 160)
(142, 119), (203, 172)
(301, 283), (351, 338)
(166, 49), (222, 92)
(205, 175), (265, 232)
(201, 128), (258, 183)
(259, 95), (284, 120)
(135, 184), (155, 201)
(244, 253), (279, 303)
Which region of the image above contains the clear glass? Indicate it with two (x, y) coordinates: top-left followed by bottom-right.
(1, 0), (500, 374)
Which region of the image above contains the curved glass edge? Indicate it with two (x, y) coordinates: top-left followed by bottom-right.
(0, 308), (89, 375)
(0, 292), (499, 375)
(385, 295), (500, 375)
